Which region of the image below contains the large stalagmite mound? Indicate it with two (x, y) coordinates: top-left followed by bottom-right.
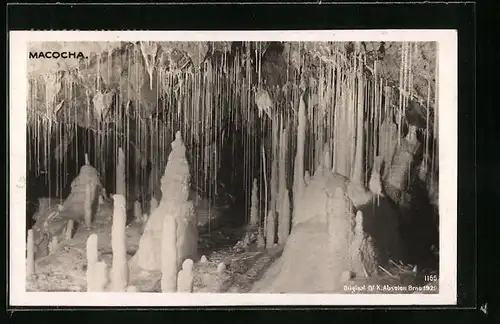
(131, 131), (198, 272)
(30, 163), (106, 259)
(252, 157), (400, 293)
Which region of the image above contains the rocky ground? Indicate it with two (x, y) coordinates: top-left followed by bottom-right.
(26, 212), (438, 294)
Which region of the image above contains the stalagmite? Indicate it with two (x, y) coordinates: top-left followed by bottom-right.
(87, 261), (109, 292)
(265, 209), (276, 248)
(200, 255), (208, 264)
(126, 285), (138, 292)
(134, 131), (197, 272)
(116, 147), (126, 197)
(257, 228), (265, 249)
(368, 156), (383, 197)
(177, 259), (194, 292)
(249, 178), (258, 226)
(111, 194), (128, 292)
(134, 200), (142, 223)
(86, 233), (99, 266)
(293, 95), (307, 226)
(49, 236), (59, 254)
(65, 219), (74, 240)
(150, 197), (158, 213)
(26, 229), (35, 277)
(304, 170), (311, 186)
(86, 234), (108, 292)
(217, 262), (226, 274)
(83, 183), (93, 228)
(278, 189), (290, 245)
(384, 125), (421, 207)
(278, 126), (288, 216)
(161, 212), (178, 292)
(270, 116), (279, 215)
(323, 144), (332, 171)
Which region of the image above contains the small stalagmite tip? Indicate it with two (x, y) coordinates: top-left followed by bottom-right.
(217, 262), (226, 274)
(175, 131), (182, 141)
(182, 259), (194, 271)
(200, 255), (208, 264)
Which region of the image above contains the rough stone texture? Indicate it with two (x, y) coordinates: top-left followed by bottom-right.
(384, 134), (421, 208)
(58, 164), (103, 224)
(30, 166), (108, 260)
(132, 131), (198, 272)
(253, 147), (399, 293)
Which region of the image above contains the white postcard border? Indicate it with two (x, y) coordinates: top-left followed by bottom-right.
(9, 30), (457, 306)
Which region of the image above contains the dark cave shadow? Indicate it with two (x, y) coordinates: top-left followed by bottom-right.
(359, 187), (439, 272)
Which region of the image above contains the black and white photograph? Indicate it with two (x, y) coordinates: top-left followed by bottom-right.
(9, 30), (457, 306)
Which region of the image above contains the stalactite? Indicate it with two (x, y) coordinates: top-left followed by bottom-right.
(351, 66), (365, 185)
(116, 147), (126, 196)
(278, 124), (287, 216)
(292, 94), (306, 227)
(262, 143), (268, 234)
(270, 115), (279, 214)
(250, 178), (259, 226)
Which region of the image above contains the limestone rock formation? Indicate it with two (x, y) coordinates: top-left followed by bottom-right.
(30, 164), (108, 260)
(253, 150), (398, 293)
(59, 163), (103, 224)
(132, 131), (198, 272)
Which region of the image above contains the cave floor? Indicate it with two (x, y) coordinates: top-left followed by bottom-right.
(26, 213), (284, 293)
(26, 205), (439, 295)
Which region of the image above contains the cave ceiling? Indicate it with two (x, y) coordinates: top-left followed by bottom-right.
(27, 41), (437, 130)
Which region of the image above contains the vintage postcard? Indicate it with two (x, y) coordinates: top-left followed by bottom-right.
(9, 30), (457, 306)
